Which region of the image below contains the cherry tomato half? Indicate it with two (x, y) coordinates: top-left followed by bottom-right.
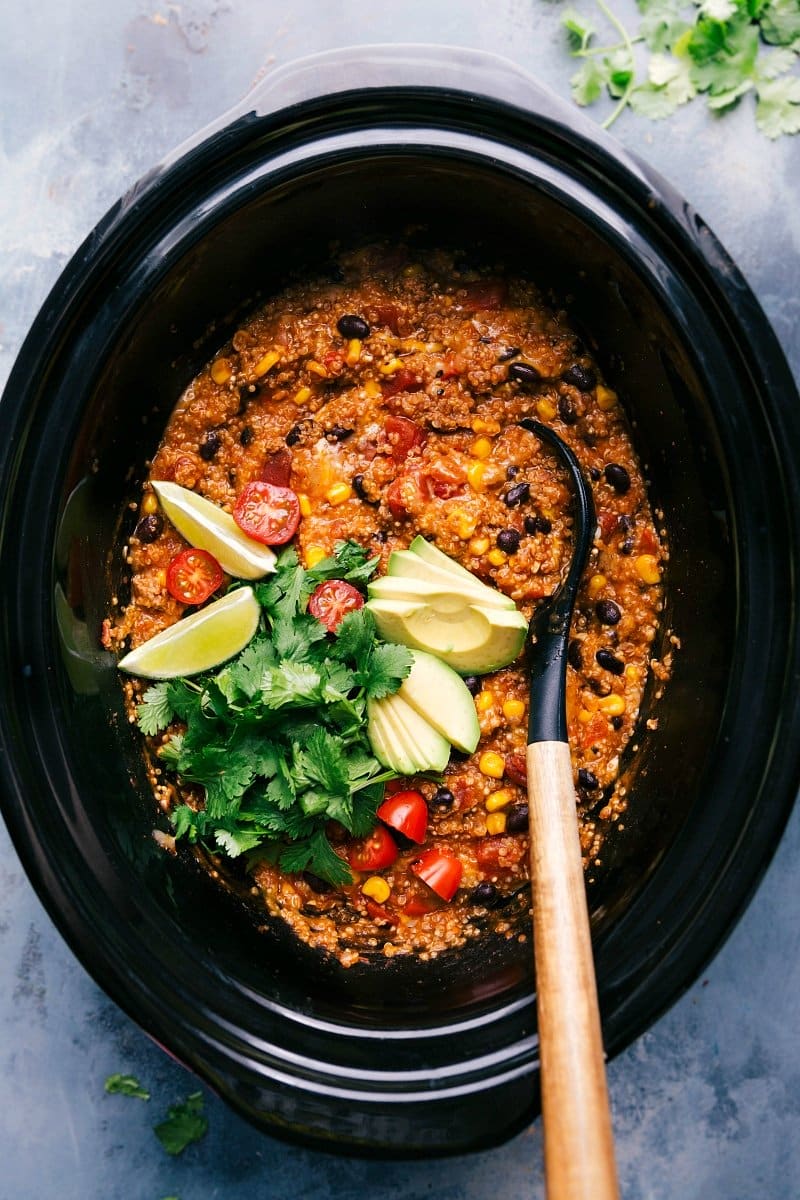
(377, 789), (428, 844)
(308, 579), (365, 633)
(384, 415), (426, 461)
(166, 548), (224, 606)
(411, 849), (463, 901)
(347, 825), (398, 872)
(233, 481), (300, 545)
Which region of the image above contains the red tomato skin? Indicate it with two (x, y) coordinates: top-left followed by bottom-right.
(233, 481), (301, 545)
(377, 790), (428, 844)
(365, 898), (400, 927)
(384, 415), (426, 461)
(257, 448), (293, 488)
(382, 367), (424, 398)
(475, 835), (525, 873)
(371, 302), (401, 335)
(308, 580), (365, 633)
(504, 752), (528, 788)
(165, 548), (224, 605)
(385, 472), (433, 519)
(411, 849), (463, 901)
(402, 882), (440, 916)
(347, 826), (399, 872)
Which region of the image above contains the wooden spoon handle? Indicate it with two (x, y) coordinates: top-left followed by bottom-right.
(527, 740), (619, 1200)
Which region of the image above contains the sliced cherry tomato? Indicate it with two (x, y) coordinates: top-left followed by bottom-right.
(365, 898), (400, 928)
(257, 447), (293, 488)
(402, 879), (441, 916)
(308, 579), (365, 632)
(233, 481), (300, 545)
(377, 789), (428, 844)
(384, 777), (416, 797)
(384, 415), (426, 461)
(166, 548), (224, 605)
(382, 367), (424, 398)
(347, 825), (398, 872)
(458, 279), (508, 310)
(411, 849), (463, 901)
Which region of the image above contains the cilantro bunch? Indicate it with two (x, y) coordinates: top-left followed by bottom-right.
(137, 542), (413, 886)
(563, 0), (800, 136)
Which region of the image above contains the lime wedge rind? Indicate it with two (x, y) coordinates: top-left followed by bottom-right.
(151, 480), (276, 579)
(118, 587), (260, 679)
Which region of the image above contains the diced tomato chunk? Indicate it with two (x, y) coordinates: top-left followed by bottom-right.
(365, 898), (400, 928)
(441, 352), (464, 379)
(475, 835), (526, 872)
(384, 415), (426, 461)
(382, 368), (424, 398)
(403, 881), (440, 916)
(386, 473), (431, 519)
(323, 350), (344, 374)
(639, 527), (660, 555)
(371, 303), (401, 335)
(257, 448), (293, 488)
(504, 752), (528, 789)
(458, 279), (508, 310)
(425, 458), (467, 499)
(579, 713), (608, 751)
(597, 510), (619, 542)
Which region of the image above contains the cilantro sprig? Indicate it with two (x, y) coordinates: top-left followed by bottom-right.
(137, 541), (413, 885)
(563, 0), (800, 136)
(153, 1091), (208, 1156)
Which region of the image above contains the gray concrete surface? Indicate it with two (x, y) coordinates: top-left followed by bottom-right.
(1, 2), (799, 1198)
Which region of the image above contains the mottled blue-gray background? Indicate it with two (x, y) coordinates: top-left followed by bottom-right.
(1, 2), (799, 1198)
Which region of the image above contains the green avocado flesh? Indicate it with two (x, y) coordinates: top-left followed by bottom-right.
(408, 535), (492, 587)
(386, 548), (514, 611)
(366, 695), (450, 774)
(398, 649), (481, 753)
(366, 597), (528, 675)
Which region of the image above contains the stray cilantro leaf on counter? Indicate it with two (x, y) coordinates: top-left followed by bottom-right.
(104, 1073), (150, 1101)
(561, 0), (800, 136)
(137, 541), (412, 885)
(154, 1091), (208, 1156)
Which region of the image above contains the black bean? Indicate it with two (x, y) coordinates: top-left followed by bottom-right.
(240, 425), (254, 447)
(303, 872), (332, 894)
(506, 804), (530, 833)
(611, 715), (624, 730)
(337, 314), (370, 339)
(562, 364), (597, 391)
(587, 677), (611, 697)
(326, 425), (353, 442)
(589, 467), (601, 481)
(596, 648), (625, 675)
(567, 638), (583, 671)
(578, 768), (599, 791)
(604, 462), (631, 494)
(504, 482), (530, 507)
(285, 423), (306, 447)
(558, 395), (578, 425)
(498, 346), (521, 363)
(462, 675), (482, 696)
(525, 514), (552, 535)
(497, 529), (521, 554)
(620, 536), (635, 556)
(432, 786), (455, 809)
(618, 514), (634, 532)
(595, 599), (621, 625)
(135, 513), (162, 543)
(508, 361), (540, 386)
(470, 881), (499, 906)
(352, 474), (380, 507)
(372, 529), (388, 544)
(506, 465), (520, 480)
(238, 386), (255, 415)
(199, 430), (221, 460)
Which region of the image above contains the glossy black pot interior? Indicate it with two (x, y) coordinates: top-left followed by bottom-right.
(1, 82), (799, 1155)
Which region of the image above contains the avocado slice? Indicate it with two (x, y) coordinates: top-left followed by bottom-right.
(398, 649), (481, 753)
(366, 597), (528, 675)
(367, 698), (418, 775)
(386, 549), (515, 611)
(380, 693), (451, 772)
(408, 536), (494, 587)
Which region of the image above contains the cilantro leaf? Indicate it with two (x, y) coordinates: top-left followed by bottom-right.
(304, 539), (379, 590)
(154, 1091), (208, 1156)
(279, 830), (352, 887)
(136, 684), (174, 736)
(104, 1073), (150, 1101)
(756, 72), (800, 133)
(760, 0), (800, 43)
(362, 642), (414, 699)
(630, 52), (697, 114)
(563, 7), (598, 51)
(570, 57), (610, 105)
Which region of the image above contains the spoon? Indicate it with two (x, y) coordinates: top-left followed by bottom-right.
(518, 418), (619, 1200)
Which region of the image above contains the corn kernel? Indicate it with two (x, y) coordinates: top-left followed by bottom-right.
(596, 385), (617, 411)
(578, 708), (593, 724)
(326, 482), (353, 506)
(486, 812), (507, 835)
(471, 436), (493, 460)
(467, 461), (488, 491)
(471, 418), (501, 435)
(345, 338), (362, 366)
(488, 548), (507, 567)
(380, 357), (404, 376)
(479, 751), (505, 778)
(624, 664), (640, 681)
(297, 493), (312, 518)
(635, 554), (661, 584)
(210, 357), (232, 384)
(475, 690), (495, 713)
(305, 545), (327, 568)
(502, 698), (525, 723)
(293, 385), (312, 406)
(142, 492), (159, 515)
(588, 573), (607, 596)
(598, 693), (626, 717)
(456, 514), (478, 540)
(469, 536), (490, 556)
(535, 397), (557, 421)
(364, 378), (381, 398)
(253, 349), (281, 377)
(486, 788), (514, 812)
(307, 359), (327, 378)
(362, 876), (391, 903)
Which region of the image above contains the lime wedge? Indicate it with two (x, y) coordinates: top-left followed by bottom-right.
(118, 587), (260, 679)
(151, 481), (276, 579)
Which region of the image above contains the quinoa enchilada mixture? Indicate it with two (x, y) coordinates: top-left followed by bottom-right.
(106, 245), (666, 968)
